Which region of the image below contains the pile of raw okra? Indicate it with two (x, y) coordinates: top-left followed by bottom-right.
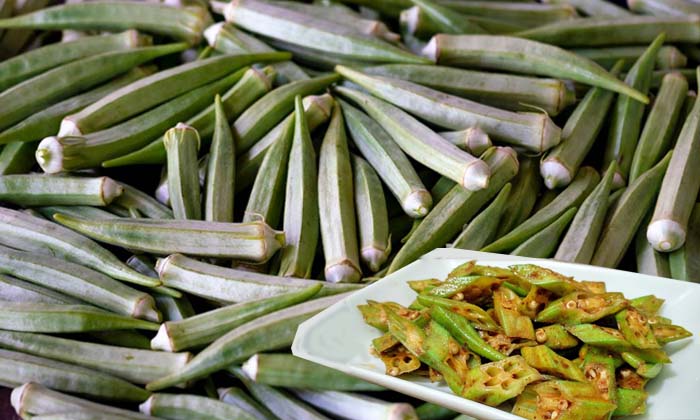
(0, 0), (698, 419)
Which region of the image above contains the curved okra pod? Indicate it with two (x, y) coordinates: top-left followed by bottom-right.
(0, 1), (211, 45)
(205, 22), (308, 84)
(223, 0), (429, 64)
(430, 306), (505, 362)
(0, 330), (191, 385)
(241, 353), (384, 391)
(318, 104), (362, 283)
(237, 93), (333, 193)
(140, 393), (257, 420)
(146, 293), (349, 391)
(423, 35), (648, 104)
(516, 15), (700, 47)
(521, 345), (585, 382)
(452, 183), (511, 251)
(629, 72), (688, 183)
(292, 389), (418, 420)
(151, 284), (322, 352)
(204, 95), (235, 223)
(496, 157), (541, 238)
(156, 253), (358, 305)
(388, 147), (519, 273)
(0, 245), (160, 322)
(483, 167), (599, 253)
(340, 100), (431, 218)
(0, 141), (36, 175)
(336, 65), (561, 153)
(116, 182), (173, 219)
(0, 302), (160, 333)
(572, 45), (687, 71)
(0, 30), (150, 91)
(0, 349), (150, 403)
(592, 151), (671, 267)
(0, 43), (187, 132)
(352, 155), (390, 273)
(603, 34), (664, 186)
(534, 325), (579, 350)
(462, 356), (542, 407)
(536, 292), (628, 325)
(52, 214), (284, 261)
(0, 274), (82, 305)
(510, 207), (577, 258)
(164, 124), (201, 220)
(218, 386), (277, 420)
(335, 86), (491, 191)
(408, 0), (487, 35)
(11, 383), (155, 420)
(0, 175), (122, 206)
(541, 60), (624, 189)
(543, 0), (632, 17)
(647, 70), (700, 252)
(365, 64), (575, 116)
(440, 128), (492, 156)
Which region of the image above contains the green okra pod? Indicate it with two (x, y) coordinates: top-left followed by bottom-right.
(516, 15), (700, 47)
(0, 330), (191, 385)
(293, 389), (418, 420)
(0, 349), (150, 403)
(408, 0), (487, 35)
(278, 96), (320, 278)
(510, 207), (577, 258)
(452, 183), (511, 251)
(543, 0), (632, 17)
(0, 141), (36, 175)
(115, 182), (173, 219)
(400, 5), (526, 40)
(388, 147), (519, 273)
(541, 60), (624, 189)
(0, 43), (187, 132)
(629, 71), (688, 182)
(0, 174), (122, 206)
(555, 162), (616, 263)
(424, 34), (648, 104)
(337, 65), (561, 153)
(218, 386), (277, 420)
(592, 151), (671, 267)
(164, 123), (201, 220)
(53, 214), (284, 261)
(0, 302), (159, 333)
(0, 1), (212, 45)
(335, 86), (491, 191)
(636, 212), (672, 278)
(0, 274), (81, 305)
(340, 100), (431, 218)
(156, 253), (358, 305)
(318, 104), (362, 283)
(151, 283), (322, 352)
(352, 154), (390, 273)
(146, 293), (349, 391)
(668, 202), (700, 281)
(628, 0), (700, 16)
(223, 0), (429, 65)
(241, 353), (383, 392)
(204, 95), (235, 223)
(440, 128), (492, 156)
(483, 166), (599, 253)
(140, 393), (257, 420)
(435, 0), (577, 27)
(0, 245), (160, 321)
(414, 403), (456, 420)
(496, 157), (541, 238)
(572, 45), (687, 71)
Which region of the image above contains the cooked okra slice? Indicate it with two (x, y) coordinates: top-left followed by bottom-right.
(416, 294), (500, 331)
(536, 292), (628, 324)
(617, 367), (648, 391)
(535, 325), (579, 350)
(407, 278), (441, 294)
(461, 356), (541, 407)
(582, 352), (617, 403)
(651, 323), (692, 344)
(621, 352), (663, 379)
(519, 286), (553, 319)
(430, 306), (505, 362)
(615, 308), (660, 349)
(578, 345), (624, 369)
(579, 281), (606, 294)
(509, 264), (582, 296)
(613, 388), (648, 416)
(629, 294), (664, 316)
(523, 380), (617, 420)
(429, 275), (503, 304)
(567, 324), (631, 349)
(358, 301), (421, 332)
(377, 344), (422, 377)
(478, 330), (537, 356)
(493, 286), (535, 340)
(521, 345), (586, 382)
(372, 332), (397, 354)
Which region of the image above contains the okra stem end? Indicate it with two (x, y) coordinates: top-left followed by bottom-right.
(647, 220), (686, 252)
(541, 159), (572, 190)
(151, 324), (174, 352)
(325, 259), (362, 283)
(463, 160), (491, 191)
(403, 190), (433, 218)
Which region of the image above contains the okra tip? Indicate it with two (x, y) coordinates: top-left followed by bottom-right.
(540, 158), (572, 190)
(463, 159), (491, 191)
(403, 190), (433, 218)
(647, 219), (686, 252)
(325, 259), (362, 283)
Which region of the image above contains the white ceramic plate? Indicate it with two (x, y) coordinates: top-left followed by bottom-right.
(292, 249), (700, 420)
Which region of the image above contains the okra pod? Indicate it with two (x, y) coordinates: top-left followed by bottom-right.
(629, 71), (688, 182)
(0, 330), (191, 385)
(0, 1), (212, 45)
(340, 100), (431, 218)
(543, 0), (632, 17)
(0, 245), (160, 321)
(352, 155), (390, 273)
(0, 43), (187, 132)
(336, 86), (491, 191)
(53, 214), (284, 261)
(668, 203), (700, 281)
(164, 123), (201, 220)
(278, 96), (320, 278)
(400, 5), (526, 40)
(635, 211), (672, 278)
(496, 157), (541, 238)
(388, 147), (519, 272)
(483, 166), (599, 253)
(541, 60), (624, 189)
(241, 353), (383, 392)
(0, 302), (159, 333)
(628, 0), (700, 16)
(0, 141), (36, 175)
(116, 182), (173, 219)
(224, 0), (429, 64)
(555, 162), (616, 263)
(337, 65), (561, 153)
(204, 95), (235, 223)
(0, 349), (150, 403)
(424, 34), (648, 104)
(293, 389), (418, 420)
(218, 386), (277, 420)
(157, 253), (358, 305)
(408, 0), (487, 35)
(452, 183), (511, 250)
(440, 128), (492, 156)
(414, 403), (456, 420)
(146, 293), (348, 391)
(0, 174), (122, 206)
(140, 393), (257, 420)
(573, 45), (687, 71)
(151, 283), (322, 352)
(592, 151), (671, 267)
(0, 274), (81, 305)
(318, 104), (361, 283)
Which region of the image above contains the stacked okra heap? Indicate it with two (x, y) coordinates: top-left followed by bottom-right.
(360, 261), (693, 419)
(0, 0), (699, 419)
